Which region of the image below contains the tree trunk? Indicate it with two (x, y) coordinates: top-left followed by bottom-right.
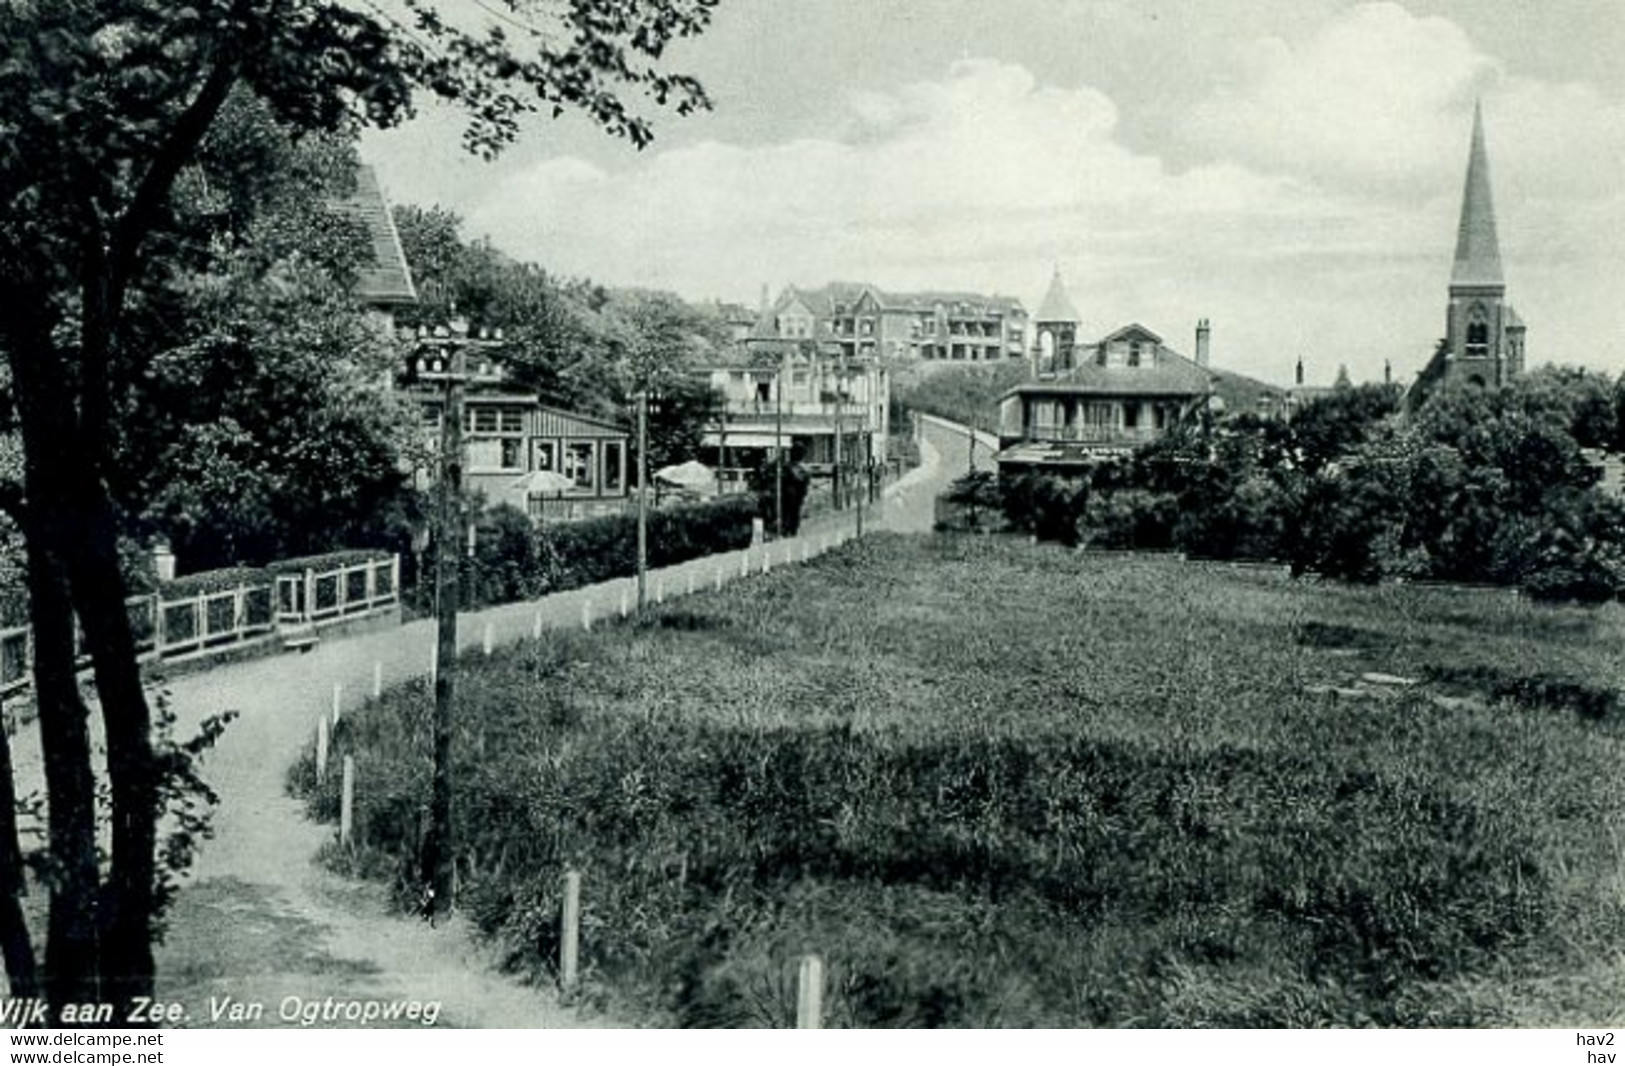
(0, 716), (40, 1000)
(21, 525), (102, 1013)
(71, 267), (158, 1017)
(9, 320), (105, 1013)
(67, 486), (158, 1017)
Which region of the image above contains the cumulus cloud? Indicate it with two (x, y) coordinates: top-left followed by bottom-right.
(470, 59), (1307, 308)
(463, 24), (1622, 384)
(1186, 1), (1625, 202)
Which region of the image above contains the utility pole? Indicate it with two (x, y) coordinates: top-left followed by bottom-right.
(719, 417), (728, 497)
(415, 321), (502, 921)
(967, 423), (978, 528)
(832, 353), (845, 509)
(774, 361), (785, 539)
(854, 361), (865, 537)
(636, 389), (649, 612)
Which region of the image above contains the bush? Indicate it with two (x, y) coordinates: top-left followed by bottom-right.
(467, 505), (562, 608)
(1077, 489), (1177, 550)
(459, 496), (760, 610)
(999, 473), (1087, 545)
(161, 566), (270, 599)
(269, 548), (391, 575)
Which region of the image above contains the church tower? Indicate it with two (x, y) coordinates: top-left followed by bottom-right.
(1439, 102), (1525, 386)
(1033, 266), (1081, 374)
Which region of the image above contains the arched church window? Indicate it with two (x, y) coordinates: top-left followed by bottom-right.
(1465, 304), (1489, 358)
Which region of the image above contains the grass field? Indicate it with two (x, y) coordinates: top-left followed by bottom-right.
(297, 534), (1625, 1027)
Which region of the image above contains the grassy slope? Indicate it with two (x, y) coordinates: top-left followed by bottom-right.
(299, 535), (1625, 1027)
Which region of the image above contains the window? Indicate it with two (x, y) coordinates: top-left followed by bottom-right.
(500, 410), (523, 433)
(1128, 342), (1143, 368)
(564, 442), (595, 490)
(500, 438), (524, 470)
(1464, 304), (1490, 358)
(602, 441), (624, 492)
(756, 380), (772, 404)
(1083, 403), (1115, 431)
(1123, 403), (1140, 430)
(465, 439), (502, 469)
(535, 440), (556, 471)
(467, 407), (499, 434)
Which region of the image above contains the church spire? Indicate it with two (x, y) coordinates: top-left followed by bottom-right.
(1451, 100), (1504, 288)
(1035, 265), (1081, 324)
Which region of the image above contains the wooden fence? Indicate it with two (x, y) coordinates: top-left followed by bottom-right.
(0, 554), (400, 698)
(275, 556), (400, 627)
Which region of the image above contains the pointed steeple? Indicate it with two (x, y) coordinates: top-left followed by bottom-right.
(1451, 101), (1504, 288)
(1035, 265), (1081, 324)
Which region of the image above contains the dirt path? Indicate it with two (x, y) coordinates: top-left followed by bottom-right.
(139, 456), (952, 1028)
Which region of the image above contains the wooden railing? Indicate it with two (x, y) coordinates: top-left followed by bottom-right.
(275, 556), (399, 626)
(0, 554), (400, 698)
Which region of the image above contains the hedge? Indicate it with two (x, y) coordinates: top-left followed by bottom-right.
(461, 496), (759, 611)
(269, 548), (393, 575)
(548, 495), (757, 589)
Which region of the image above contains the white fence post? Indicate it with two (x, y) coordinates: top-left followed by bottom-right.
(620, 588), (629, 618)
(582, 599), (593, 631)
(483, 621), (494, 657)
(372, 661), (383, 701)
(687, 571), (695, 597)
(532, 610), (543, 640)
(656, 577), (665, 605)
(796, 955), (823, 1029)
(715, 566), (723, 592)
(740, 551), (749, 578)
(316, 717), (329, 788)
(560, 870), (581, 993)
(331, 683), (342, 726)
(340, 756), (355, 848)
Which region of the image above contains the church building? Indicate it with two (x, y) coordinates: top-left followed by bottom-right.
(1416, 102), (1527, 392)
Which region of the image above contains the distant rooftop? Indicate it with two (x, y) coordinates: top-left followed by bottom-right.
(340, 166), (418, 306)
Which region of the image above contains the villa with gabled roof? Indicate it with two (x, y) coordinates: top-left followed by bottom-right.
(754, 282), (1028, 363)
(995, 322), (1219, 473)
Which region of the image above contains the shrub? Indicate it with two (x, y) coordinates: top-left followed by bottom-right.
(269, 548), (391, 575)
(1077, 489), (1177, 550)
(999, 473), (1087, 545)
(160, 565), (271, 599)
(485, 496), (761, 602)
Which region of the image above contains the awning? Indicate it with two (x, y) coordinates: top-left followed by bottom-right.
(703, 432), (804, 449)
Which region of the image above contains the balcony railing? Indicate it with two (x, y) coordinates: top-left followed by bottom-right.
(722, 399), (872, 419)
(1023, 425), (1161, 445)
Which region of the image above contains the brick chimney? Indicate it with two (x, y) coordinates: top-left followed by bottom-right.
(1295, 357), (1305, 387)
(1195, 318), (1211, 367)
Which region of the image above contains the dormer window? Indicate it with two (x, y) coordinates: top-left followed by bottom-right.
(1127, 341), (1143, 368)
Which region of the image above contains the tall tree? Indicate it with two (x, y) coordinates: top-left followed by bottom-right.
(0, 0), (720, 1018)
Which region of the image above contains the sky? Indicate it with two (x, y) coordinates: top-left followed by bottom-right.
(360, 0), (1625, 388)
